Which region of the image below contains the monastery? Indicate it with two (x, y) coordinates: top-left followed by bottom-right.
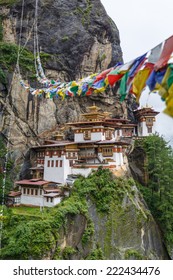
(9, 105), (159, 207)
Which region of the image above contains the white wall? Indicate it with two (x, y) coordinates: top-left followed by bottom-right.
(138, 121), (156, 136)
(21, 194), (44, 206)
(72, 167), (92, 177)
(44, 155), (71, 183)
(113, 151), (124, 166)
(91, 132), (105, 141)
(43, 196), (61, 207)
(74, 133), (84, 142)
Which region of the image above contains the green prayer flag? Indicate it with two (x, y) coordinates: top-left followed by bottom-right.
(119, 72), (128, 102)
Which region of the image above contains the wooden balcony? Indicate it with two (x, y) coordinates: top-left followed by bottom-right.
(78, 154), (97, 159)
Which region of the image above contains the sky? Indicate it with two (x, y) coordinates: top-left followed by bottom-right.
(101, 0), (173, 145)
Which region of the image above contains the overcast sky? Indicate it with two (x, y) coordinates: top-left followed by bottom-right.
(101, 0), (173, 144)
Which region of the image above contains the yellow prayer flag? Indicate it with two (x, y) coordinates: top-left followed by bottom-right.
(132, 68), (150, 101)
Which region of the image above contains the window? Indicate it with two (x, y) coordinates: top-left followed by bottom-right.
(56, 160), (59, 167)
(58, 151), (61, 157)
(69, 160), (73, 167)
(15, 197), (21, 204)
(23, 188), (26, 194)
(31, 189), (34, 195)
(35, 189), (38, 196)
(147, 127), (152, 133)
(50, 198), (53, 203)
(84, 130), (91, 140)
(105, 130), (112, 140)
(73, 152), (76, 157)
(27, 189), (30, 195)
(40, 189), (42, 196)
(51, 160), (54, 167)
(47, 160), (50, 167)
(60, 160), (63, 167)
(102, 148), (113, 157)
(46, 197), (49, 202)
(67, 152), (71, 158)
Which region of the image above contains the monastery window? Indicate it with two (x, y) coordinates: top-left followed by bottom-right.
(147, 127), (152, 133)
(51, 160), (54, 167)
(58, 151), (61, 157)
(69, 160), (73, 167)
(27, 189), (30, 195)
(40, 189), (42, 196)
(60, 160), (63, 167)
(73, 152), (76, 157)
(50, 198), (53, 203)
(105, 130), (112, 140)
(35, 189), (38, 196)
(23, 188), (26, 195)
(47, 160), (50, 167)
(14, 197), (21, 204)
(56, 160), (59, 167)
(49, 151), (52, 158)
(84, 130), (91, 140)
(31, 189), (34, 196)
(146, 118), (152, 123)
(102, 148), (113, 157)
(46, 197), (49, 203)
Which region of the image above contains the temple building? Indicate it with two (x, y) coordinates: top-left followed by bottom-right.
(14, 105), (159, 207)
(134, 107), (159, 136)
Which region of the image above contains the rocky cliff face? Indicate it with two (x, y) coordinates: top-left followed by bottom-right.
(48, 185), (169, 260)
(0, 0), (130, 165)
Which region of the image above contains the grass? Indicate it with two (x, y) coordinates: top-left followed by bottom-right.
(0, 0), (19, 6)
(12, 206), (56, 218)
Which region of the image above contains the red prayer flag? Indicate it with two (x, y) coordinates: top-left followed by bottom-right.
(95, 67), (114, 82)
(154, 35), (173, 71)
(107, 73), (124, 86)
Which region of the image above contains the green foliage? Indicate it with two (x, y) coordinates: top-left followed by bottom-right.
(0, 0), (19, 6)
(0, 16), (3, 41)
(1, 220), (55, 259)
(124, 249), (144, 260)
(73, 167), (132, 213)
(62, 246), (76, 260)
(73, 0), (93, 26)
(136, 134), (173, 249)
(86, 246), (104, 260)
(0, 138), (14, 203)
(61, 36), (69, 42)
(82, 219), (94, 246)
(0, 42), (51, 83)
(0, 67), (7, 84)
(1, 167), (135, 259)
(0, 42), (35, 72)
(52, 195), (88, 229)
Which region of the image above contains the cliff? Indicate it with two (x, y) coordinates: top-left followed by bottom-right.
(1, 169), (169, 260)
(0, 0), (170, 260)
(0, 0), (132, 166)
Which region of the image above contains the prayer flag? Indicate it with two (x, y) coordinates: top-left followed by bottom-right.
(154, 35), (173, 71)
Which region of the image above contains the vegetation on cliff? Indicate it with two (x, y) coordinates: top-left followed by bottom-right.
(135, 134), (173, 252)
(1, 168), (147, 260)
(0, 137), (14, 203)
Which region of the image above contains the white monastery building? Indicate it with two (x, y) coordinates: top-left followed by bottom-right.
(12, 105), (159, 207)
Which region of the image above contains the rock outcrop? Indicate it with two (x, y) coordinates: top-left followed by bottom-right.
(0, 0), (128, 165)
(48, 185), (169, 260)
